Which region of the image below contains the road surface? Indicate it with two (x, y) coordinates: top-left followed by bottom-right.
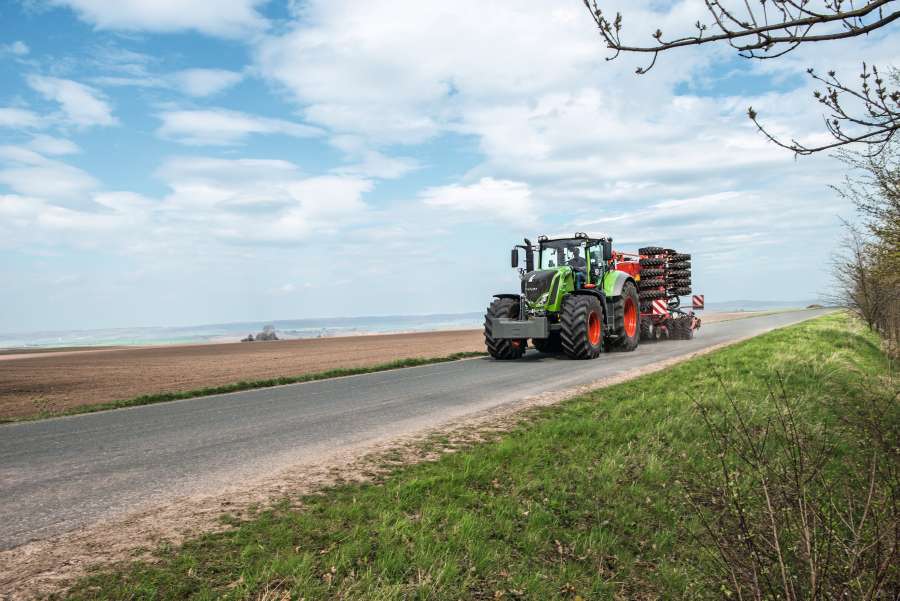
(0, 309), (830, 550)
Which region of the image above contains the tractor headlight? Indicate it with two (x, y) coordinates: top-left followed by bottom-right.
(537, 292), (549, 306)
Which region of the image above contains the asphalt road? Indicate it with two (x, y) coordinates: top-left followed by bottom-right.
(0, 309), (831, 550)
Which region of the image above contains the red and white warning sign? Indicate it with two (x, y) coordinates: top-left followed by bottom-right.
(651, 298), (668, 315)
(692, 294), (705, 310)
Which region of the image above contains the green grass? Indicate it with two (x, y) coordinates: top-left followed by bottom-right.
(3, 352), (486, 424)
(63, 314), (895, 600)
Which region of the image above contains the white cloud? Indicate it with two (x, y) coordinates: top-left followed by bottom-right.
(421, 177), (538, 227)
(47, 0), (269, 39)
(0, 152), (373, 253)
(2, 41), (29, 56)
(91, 75), (167, 89)
(91, 68), (243, 98)
(255, 1), (702, 144)
(328, 137), (419, 179)
(334, 150), (418, 179)
(0, 107), (42, 129)
(153, 156), (372, 244)
(0, 146), (98, 203)
(27, 135), (80, 155)
(26, 75), (117, 128)
(157, 108), (321, 145)
(172, 68), (244, 97)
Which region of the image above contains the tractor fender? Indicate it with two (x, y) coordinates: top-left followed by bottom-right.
(569, 288), (603, 300)
(493, 293), (521, 300)
(602, 270), (635, 298)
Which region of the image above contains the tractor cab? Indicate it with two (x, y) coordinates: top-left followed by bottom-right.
(510, 234), (612, 313)
(535, 234), (611, 289)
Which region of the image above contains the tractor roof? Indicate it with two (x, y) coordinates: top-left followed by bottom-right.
(537, 232), (611, 245)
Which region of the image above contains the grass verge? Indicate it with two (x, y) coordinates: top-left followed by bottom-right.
(63, 314), (897, 599)
(2, 352), (486, 424)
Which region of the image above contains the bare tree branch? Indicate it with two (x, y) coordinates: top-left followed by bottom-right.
(582, 0), (899, 70)
(581, 1), (900, 155)
(748, 65), (900, 156)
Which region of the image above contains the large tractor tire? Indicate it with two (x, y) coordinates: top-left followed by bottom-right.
(533, 332), (562, 354)
(609, 281), (640, 352)
(560, 295), (604, 359)
(484, 298), (526, 359)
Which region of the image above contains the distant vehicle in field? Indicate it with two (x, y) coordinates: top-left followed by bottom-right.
(484, 233), (702, 360)
(242, 325), (279, 343)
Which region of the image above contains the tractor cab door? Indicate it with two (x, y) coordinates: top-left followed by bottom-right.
(587, 242), (605, 286)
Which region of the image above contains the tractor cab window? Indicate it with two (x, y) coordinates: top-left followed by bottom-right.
(539, 240), (586, 271)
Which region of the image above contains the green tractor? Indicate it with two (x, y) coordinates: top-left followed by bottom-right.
(484, 233), (640, 360)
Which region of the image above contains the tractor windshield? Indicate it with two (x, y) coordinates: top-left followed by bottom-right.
(539, 240), (586, 271)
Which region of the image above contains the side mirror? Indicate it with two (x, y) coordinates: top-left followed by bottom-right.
(602, 241), (613, 261)
(510, 248), (519, 268)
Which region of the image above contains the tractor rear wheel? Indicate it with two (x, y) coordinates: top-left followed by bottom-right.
(533, 332), (562, 354)
(560, 295), (604, 359)
(484, 298), (526, 359)
(609, 281), (640, 352)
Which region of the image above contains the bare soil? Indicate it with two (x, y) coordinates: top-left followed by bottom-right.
(0, 330), (485, 420)
(0, 312), (763, 421)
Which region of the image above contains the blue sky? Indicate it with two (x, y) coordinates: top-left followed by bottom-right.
(0, 0), (897, 332)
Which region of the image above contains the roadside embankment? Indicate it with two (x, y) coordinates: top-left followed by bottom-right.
(61, 312), (897, 599)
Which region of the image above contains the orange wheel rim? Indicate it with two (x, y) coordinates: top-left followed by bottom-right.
(623, 297), (637, 337)
(588, 312), (601, 345)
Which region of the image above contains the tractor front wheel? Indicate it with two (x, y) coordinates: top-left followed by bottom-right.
(484, 298), (527, 359)
(560, 295), (604, 359)
(609, 281), (640, 352)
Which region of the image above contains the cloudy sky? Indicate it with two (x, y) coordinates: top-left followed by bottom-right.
(0, 1), (897, 332)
